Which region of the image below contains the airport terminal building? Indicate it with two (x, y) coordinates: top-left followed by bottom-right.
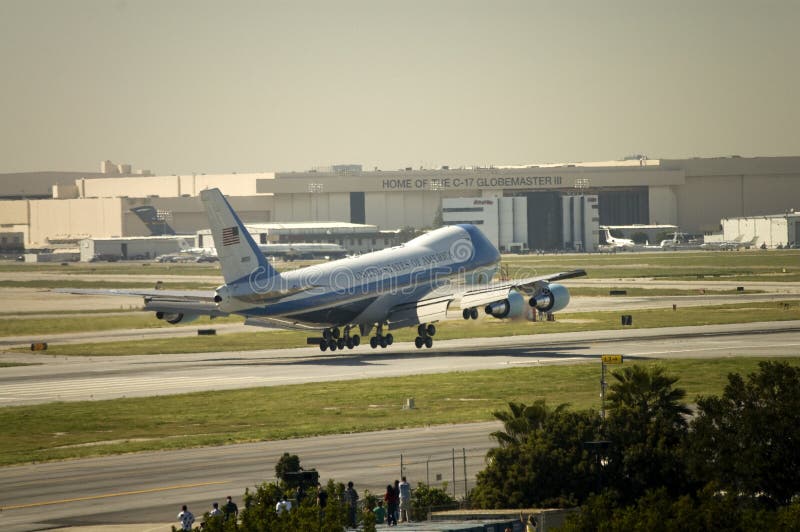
(1, 156), (798, 254)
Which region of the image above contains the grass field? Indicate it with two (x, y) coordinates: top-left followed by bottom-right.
(1, 356), (796, 466)
(14, 300), (799, 356)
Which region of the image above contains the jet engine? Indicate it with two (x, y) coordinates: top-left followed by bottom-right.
(155, 311), (199, 324)
(484, 291), (526, 319)
(528, 283), (570, 313)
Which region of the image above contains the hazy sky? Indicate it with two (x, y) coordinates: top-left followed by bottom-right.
(1, 0), (798, 174)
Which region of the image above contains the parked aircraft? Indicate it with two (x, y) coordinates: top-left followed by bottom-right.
(156, 239), (347, 263)
(700, 235), (759, 251)
(63, 189), (585, 350)
(599, 227), (636, 251)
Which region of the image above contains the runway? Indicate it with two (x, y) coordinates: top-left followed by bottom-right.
(2, 321), (800, 406)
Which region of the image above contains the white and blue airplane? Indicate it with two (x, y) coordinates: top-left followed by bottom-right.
(67, 188), (585, 351)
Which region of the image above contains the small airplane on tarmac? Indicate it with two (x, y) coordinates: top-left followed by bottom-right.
(700, 235), (759, 251)
(62, 189), (585, 351)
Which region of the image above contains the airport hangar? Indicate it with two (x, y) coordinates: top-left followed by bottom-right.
(0, 155), (798, 255)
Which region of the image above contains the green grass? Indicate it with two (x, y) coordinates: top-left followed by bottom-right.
(18, 300), (800, 356)
(0, 313), (241, 337)
(1, 357), (796, 466)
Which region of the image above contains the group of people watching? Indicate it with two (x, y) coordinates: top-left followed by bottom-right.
(373, 476), (411, 526)
(178, 477), (413, 530)
(176, 496), (238, 531)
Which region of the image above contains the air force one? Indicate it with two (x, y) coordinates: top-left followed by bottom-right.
(64, 189), (586, 351)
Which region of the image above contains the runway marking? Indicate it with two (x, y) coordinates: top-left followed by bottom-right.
(0, 480), (229, 511)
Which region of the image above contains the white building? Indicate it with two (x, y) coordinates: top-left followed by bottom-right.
(720, 211), (800, 248)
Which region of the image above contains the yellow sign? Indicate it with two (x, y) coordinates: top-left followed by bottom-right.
(601, 354), (623, 364)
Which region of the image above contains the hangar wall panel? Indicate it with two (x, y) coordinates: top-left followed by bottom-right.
(742, 175), (800, 217)
(648, 186), (677, 226)
(0, 200), (29, 224)
(82, 176), (180, 198)
(28, 198), (123, 247)
(676, 176), (742, 233)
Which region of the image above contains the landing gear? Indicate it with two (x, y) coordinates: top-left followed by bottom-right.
(414, 322), (436, 349)
(462, 308), (479, 320)
(369, 323), (393, 349)
(313, 326), (360, 351)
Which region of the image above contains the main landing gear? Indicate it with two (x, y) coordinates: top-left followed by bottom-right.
(315, 326), (360, 352)
(369, 323), (393, 349)
(414, 323), (435, 349)
(462, 307), (479, 320)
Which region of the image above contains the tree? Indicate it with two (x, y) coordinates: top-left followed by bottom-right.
(275, 452), (301, 483)
(471, 405), (601, 508)
(688, 361), (800, 505)
(490, 399), (568, 447)
(410, 482), (457, 521)
(603, 364), (693, 499)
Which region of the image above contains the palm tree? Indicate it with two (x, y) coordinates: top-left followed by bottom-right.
(490, 399), (568, 447)
(607, 365), (691, 427)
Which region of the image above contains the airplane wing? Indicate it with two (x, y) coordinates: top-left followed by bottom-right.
(459, 269), (586, 310)
(54, 288), (229, 318)
(386, 294), (455, 330)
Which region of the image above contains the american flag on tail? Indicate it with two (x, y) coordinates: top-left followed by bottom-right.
(222, 226), (240, 246)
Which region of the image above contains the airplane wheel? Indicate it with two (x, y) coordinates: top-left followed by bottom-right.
(426, 324), (436, 337)
(323, 329), (332, 340)
(352, 335), (361, 347)
(319, 343), (327, 352)
(424, 336), (433, 348)
(370, 336), (378, 349)
(414, 336), (424, 349)
(462, 309), (470, 320)
(329, 341), (337, 351)
(386, 333), (394, 345)
(337, 338), (345, 350)
(380, 336), (388, 348)
(470, 308), (479, 320)
(346, 338), (354, 349)
(332, 328), (341, 339)
(417, 324), (426, 337)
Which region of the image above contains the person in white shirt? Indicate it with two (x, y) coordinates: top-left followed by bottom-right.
(275, 494), (292, 515)
(398, 476), (412, 522)
(177, 505), (195, 531)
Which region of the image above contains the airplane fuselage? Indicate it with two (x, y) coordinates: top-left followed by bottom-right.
(216, 224), (500, 328)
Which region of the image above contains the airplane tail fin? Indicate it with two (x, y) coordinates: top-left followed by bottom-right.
(200, 188), (279, 285)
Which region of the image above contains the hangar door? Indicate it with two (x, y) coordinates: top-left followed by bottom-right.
(598, 188), (649, 225)
(525, 191), (563, 250)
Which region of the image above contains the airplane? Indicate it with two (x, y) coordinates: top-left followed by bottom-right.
(62, 188), (586, 351)
(700, 235), (759, 251)
(599, 227), (636, 251)
(157, 238), (347, 263)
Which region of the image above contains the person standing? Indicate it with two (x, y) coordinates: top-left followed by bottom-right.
(344, 481), (359, 528)
(383, 483), (398, 526)
(398, 476), (411, 523)
(223, 495), (238, 522)
(208, 502), (223, 518)
(275, 494), (292, 515)
(177, 504), (195, 531)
